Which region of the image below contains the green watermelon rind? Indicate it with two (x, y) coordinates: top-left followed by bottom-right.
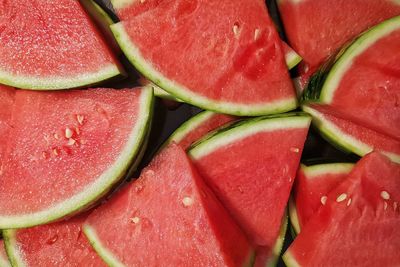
(282, 251), (301, 267)
(285, 49), (302, 70)
(189, 113), (311, 160)
(302, 15), (400, 103)
(302, 105), (400, 163)
(110, 0), (133, 10)
(3, 230), (26, 267)
(266, 209), (289, 267)
(0, 87), (154, 229)
(110, 23), (298, 116)
(0, 64), (124, 91)
(0, 239), (11, 267)
(288, 163), (355, 236)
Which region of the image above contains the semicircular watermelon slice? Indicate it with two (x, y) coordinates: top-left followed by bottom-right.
(188, 113), (311, 263)
(289, 163), (354, 234)
(283, 152), (400, 266)
(303, 16), (400, 141)
(0, 0), (123, 90)
(110, 0), (297, 116)
(3, 213), (105, 267)
(0, 86), (153, 229)
(84, 144), (254, 266)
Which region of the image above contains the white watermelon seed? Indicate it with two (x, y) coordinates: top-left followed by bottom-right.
(65, 128), (73, 139)
(131, 217), (140, 224)
(347, 198), (352, 206)
(380, 191), (390, 200)
(290, 147), (300, 153)
(384, 201), (388, 211)
(67, 138), (76, 146)
(254, 28), (261, 40)
(53, 149), (59, 156)
(320, 196), (327, 205)
(76, 115), (84, 125)
(54, 133), (60, 140)
(336, 193), (347, 202)
(182, 197), (194, 207)
(232, 24), (240, 37)
(75, 127), (80, 135)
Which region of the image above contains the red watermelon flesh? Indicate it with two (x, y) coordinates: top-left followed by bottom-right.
(303, 104), (400, 163)
(284, 152), (400, 266)
(112, 0), (296, 113)
(189, 115), (310, 248)
(325, 26), (400, 141)
(0, 240), (10, 267)
(278, 0), (400, 75)
(0, 87), (152, 228)
(0, 0), (122, 89)
(293, 163), (353, 232)
(0, 85), (15, 169)
(3, 213), (105, 267)
(84, 144), (253, 266)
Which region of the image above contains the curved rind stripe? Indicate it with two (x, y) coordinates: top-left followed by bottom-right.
(0, 64), (122, 90)
(282, 251), (301, 267)
(0, 87), (154, 229)
(3, 230), (26, 267)
(288, 197), (301, 236)
(111, 23), (298, 116)
(320, 16), (400, 103)
(266, 210), (288, 267)
(301, 163), (354, 179)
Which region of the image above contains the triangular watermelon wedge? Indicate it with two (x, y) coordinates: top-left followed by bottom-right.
(0, 0), (123, 90)
(0, 87), (153, 228)
(289, 163), (354, 234)
(284, 152), (400, 266)
(189, 113), (311, 261)
(84, 144), (253, 266)
(110, 0), (297, 115)
(3, 213), (105, 266)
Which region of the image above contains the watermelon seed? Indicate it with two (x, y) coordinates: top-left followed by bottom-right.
(53, 149), (59, 156)
(346, 198), (352, 206)
(254, 28), (261, 40)
(65, 128), (73, 139)
(76, 115), (84, 125)
(336, 193), (347, 203)
(67, 138), (76, 146)
(384, 201), (388, 210)
(320, 196), (327, 205)
(42, 151), (49, 159)
(130, 217), (140, 224)
(290, 147), (300, 153)
(232, 23), (240, 38)
(46, 235), (58, 245)
(182, 197), (194, 207)
(140, 0), (146, 3)
(380, 191), (390, 200)
(54, 133), (60, 140)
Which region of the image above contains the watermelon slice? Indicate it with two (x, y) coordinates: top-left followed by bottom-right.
(111, 0), (302, 71)
(290, 163), (354, 234)
(110, 0), (297, 115)
(284, 152), (400, 266)
(84, 144), (253, 266)
(0, 0), (123, 90)
(302, 104), (400, 163)
(277, 0), (400, 76)
(0, 87), (153, 228)
(189, 113), (310, 259)
(3, 213), (105, 267)
(0, 241), (10, 267)
(303, 16), (400, 142)
(165, 110), (237, 150)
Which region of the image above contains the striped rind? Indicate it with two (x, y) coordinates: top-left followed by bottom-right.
(266, 210), (289, 267)
(0, 87), (154, 229)
(282, 251), (301, 267)
(301, 163), (354, 179)
(3, 230), (26, 267)
(302, 105), (400, 163)
(0, 64), (122, 90)
(285, 50), (302, 70)
(288, 197), (301, 236)
(111, 22), (298, 116)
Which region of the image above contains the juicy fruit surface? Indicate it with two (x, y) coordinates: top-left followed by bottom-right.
(190, 115), (310, 247)
(303, 104), (400, 162)
(114, 0), (296, 111)
(278, 0), (400, 72)
(0, 0), (120, 88)
(323, 21), (400, 140)
(285, 152), (400, 266)
(0, 87), (150, 226)
(5, 214), (105, 267)
(293, 163), (353, 231)
(84, 144), (252, 266)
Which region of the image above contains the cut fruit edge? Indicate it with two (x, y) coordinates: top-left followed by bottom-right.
(319, 15), (400, 103)
(110, 23), (298, 116)
(266, 209), (289, 267)
(0, 87), (154, 229)
(302, 105), (400, 163)
(3, 230), (27, 267)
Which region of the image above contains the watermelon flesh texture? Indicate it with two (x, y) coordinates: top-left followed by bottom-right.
(3, 213), (105, 267)
(84, 144), (253, 266)
(0, 85), (15, 174)
(322, 22), (400, 141)
(278, 0), (400, 76)
(293, 163), (354, 233)
(0, 240), (10, 267)
(0, 87), (152, 228)
(189, 115), (310, 248)
(111, 0), (297, 115)
(303, 104), (400, 163)
(0, 0), (122, 90)
(284, 152), (400, 266)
